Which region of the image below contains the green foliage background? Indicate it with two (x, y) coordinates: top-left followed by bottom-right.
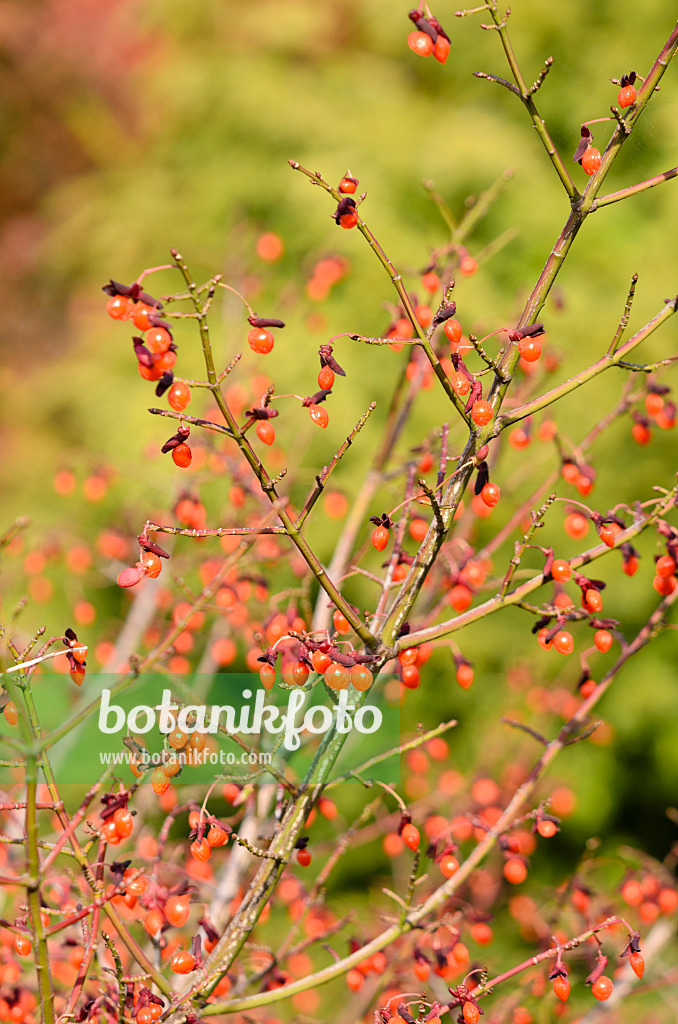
(1, 1), (677, 1016)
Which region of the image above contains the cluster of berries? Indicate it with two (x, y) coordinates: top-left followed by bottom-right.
(406, 8), (450, 64)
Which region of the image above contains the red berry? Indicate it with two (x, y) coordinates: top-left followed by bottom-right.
(564, 512), (589, 539)
(518, 337), (541, 362)
(551, 558), (571, 582)
(582, 147), (602, 175)
(346, 968), (364, 991)
(653, 574), (677, 595)
(318, 366), (335, 390)
(422, 271), (440, 292)
(471, 400), (493, 426)
(599, 521), (622, 547)
(117, 565), (144, 588)
(339, 176), (357, 193)
(645, 392), (664, 416)
(142, 552), (162, 579)
(444, 319), (463, 345)
(440, 854), (459, 878)
(256, 420), (275, 446)
(407, 30), (434, 57)
(618, 84), (636, 107)
(165, 894), (190, 927)
(480, 482), (500, 507)
(144, 908), (164, 936)
(414, 960), (430, 982)
(462, 1002), (479, 1024)
(296, 847), (312, 867)
(409, 517), (428, 542)
(536, 819), (558, 838)
(460, 255), (478, 276)
(168, 381), (191, 411)
(656, 554), (676, 577)
(623, 555), (639, 576)
(290, 661), (310, 686)
(372, 525), (389, 551)
(172, 443), (192, 468)
(629, 952), (644, 979)
(553, 630), (574, 655)
(632, 422), (651, 445)
(401, 823), (420, 851)
(456, 663), (474, 689)
(259, 663), (276, 689)
(448, 584), (473, 613)
(138, 359), (164, 382)
(113, 807), (134, 838)
(350, 664), (373, 691)
(207, 824), (229, 847)
(146, 327), (172, 354)
(13, 934), (32, 957)
(106, 294), (133, 320)
(401, 664), (420, 689)
(594, 629), (613, 653)
(332, 609), (351, 633)
(583, 588), (603, 613)
(170, 950), (196, 974)
(137, 1009), (154, 1024)
(451, 371), (470, 396)
(504, 857), (528, 884)
(591, 976), (613, 1001)
(553, 976), (570, 1002)
(247, 327), (274, 353)
(309, 405), (329, 428)
(311, 649), (333, 673)
(338, 210), (359, 229)
(470, 922), (493, 945)
(433, 34), (450, 64)
(150, 767), (170, 795)
(155, 349), (176, 372)
(3, 701), (18, 726)
(131, 302), (155, 330)
(324, 662), (350, 690)
(190, 838), (212, 862)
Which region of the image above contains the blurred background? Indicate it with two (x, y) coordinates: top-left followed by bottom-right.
(1, 0), (678, 1014)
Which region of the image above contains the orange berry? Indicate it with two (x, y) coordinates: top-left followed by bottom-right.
(591, 976), (613, 1001)
(471, 400), (492, 426)
(407, 30), (434, 57)
(504, 858), (528, 884)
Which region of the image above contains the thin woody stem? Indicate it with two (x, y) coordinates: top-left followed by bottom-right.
(288, 162), (468, 419)
(593, 165), (678, 208)
(394, 483), (677, 651)
(170, 248), (377, 648)
(498, 298), (678, 429)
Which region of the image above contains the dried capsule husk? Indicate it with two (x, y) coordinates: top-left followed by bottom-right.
(407, 9), (438, 41)
(318, 344), (346, 375)
(332, 197), (356, 224)
(247, 315), (285, 329)
(102, 279), (162, 308)
(302, 388), (331, 407)
(138, 536), (171, 559)
(155, 371), (174, 397)
(161, 424), (190, 453)
(244, 406), (278, 420)
(133, 338), (155, 368)
(509, 322), (545, 342)
(572, 126), (593, 164)
(431, 302), (457, 328)
(474, 461), (490, 495)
